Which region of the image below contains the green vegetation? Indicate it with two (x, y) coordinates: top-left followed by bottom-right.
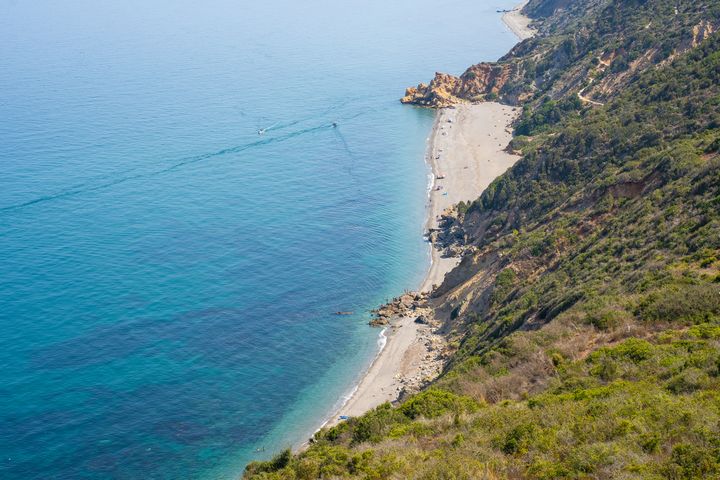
(245, 0), (720, 477)
(246, 325), (720, 479)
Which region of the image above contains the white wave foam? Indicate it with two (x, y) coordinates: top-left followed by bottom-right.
(315, 327), (388, 432)
(377, 326), (388, 351)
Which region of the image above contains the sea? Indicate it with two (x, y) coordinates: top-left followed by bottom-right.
(0, 1), (519, 478)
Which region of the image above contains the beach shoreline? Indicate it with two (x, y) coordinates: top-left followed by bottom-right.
(502, 1), (534, 41)
(319, 102), (522, 431)
(314, 4), (534, 437)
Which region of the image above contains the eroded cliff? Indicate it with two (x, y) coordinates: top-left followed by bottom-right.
(400, 63), (515, 107)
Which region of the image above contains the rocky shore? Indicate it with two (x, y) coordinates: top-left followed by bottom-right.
(369, 291), (427, 326)
(400, 2), (535, 108)
(323, 102), (523, 429)
(366, 291), (449, 395)
(400, 63), (514, 107)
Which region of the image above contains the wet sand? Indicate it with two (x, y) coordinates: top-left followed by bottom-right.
(502, 1), (534, 40)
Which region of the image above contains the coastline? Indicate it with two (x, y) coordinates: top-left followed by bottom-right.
(502, 1), (534, 41)
(323, 103), (522, 429)
(317, 3), (534, 435)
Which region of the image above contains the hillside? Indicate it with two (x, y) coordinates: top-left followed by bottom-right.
(401, 0), (717, 107)
(245, 1), (720, 478)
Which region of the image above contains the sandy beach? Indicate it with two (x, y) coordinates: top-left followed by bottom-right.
(321, 7), (532, 432)
(324, 103), (521, 427)
(420, 103), (521, 293)
(502, 1), (535, 41)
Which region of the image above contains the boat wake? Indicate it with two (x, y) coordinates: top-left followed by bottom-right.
(1, 121), (333, 214)
(1, 98), (389, 215)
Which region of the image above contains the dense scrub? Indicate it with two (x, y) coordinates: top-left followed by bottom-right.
(502, 0), (720, 106)
(244, 1), (720, 478)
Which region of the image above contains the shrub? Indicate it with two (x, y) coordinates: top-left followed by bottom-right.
(244, 449), (292, 476)
(600, 338), (655, 362)
(399, 389), (481, 420)
(502, 423), (538, 455)
(666, 367), (710, 393)
(664, 443), (720, 479)
(351, 403), (407, 443)
(637, 283), (720, 323)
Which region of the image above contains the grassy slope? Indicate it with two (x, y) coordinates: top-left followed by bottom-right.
(245, 1), (720, 478)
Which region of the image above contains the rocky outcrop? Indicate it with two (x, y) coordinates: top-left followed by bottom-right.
(428, 209), (469, 256)
(691, 20), (715, 49)
(401, 63), (514, 107)
(369, 291), (429, 326)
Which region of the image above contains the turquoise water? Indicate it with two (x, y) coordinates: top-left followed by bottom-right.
(0, 1), (518, 478)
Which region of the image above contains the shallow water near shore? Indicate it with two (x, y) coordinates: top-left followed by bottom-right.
(0, 1), (519, 478)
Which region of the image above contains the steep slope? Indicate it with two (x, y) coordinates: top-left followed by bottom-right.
(244, 1), (720, 478)
(402, 0), (719, 108)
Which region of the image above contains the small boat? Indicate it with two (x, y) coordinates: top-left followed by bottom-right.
(258, 122), (278, 136)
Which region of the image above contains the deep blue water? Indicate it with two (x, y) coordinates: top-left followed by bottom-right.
(0, 1), (518, 478)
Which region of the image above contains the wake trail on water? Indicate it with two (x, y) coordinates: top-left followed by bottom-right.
(333, 128), (359, 184)
(255, 96), (361, 134)
(0, 97), (393, 215)
(0, 122), (334, 215)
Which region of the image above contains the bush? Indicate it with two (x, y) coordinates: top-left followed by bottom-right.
(351, 403), (407, 443)
(666, 367), (710, 393)
(244, 449), (292, 476)
(664, 443), (720, 479)
(600, 338), (655, 362)
(399, 389), (481, 420)
(502, 423), (537, 455)
(637, 284), (720, 323)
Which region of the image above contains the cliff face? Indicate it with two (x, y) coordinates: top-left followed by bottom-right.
(400, 63), (515, 107)
(402, 0), (719, 109)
